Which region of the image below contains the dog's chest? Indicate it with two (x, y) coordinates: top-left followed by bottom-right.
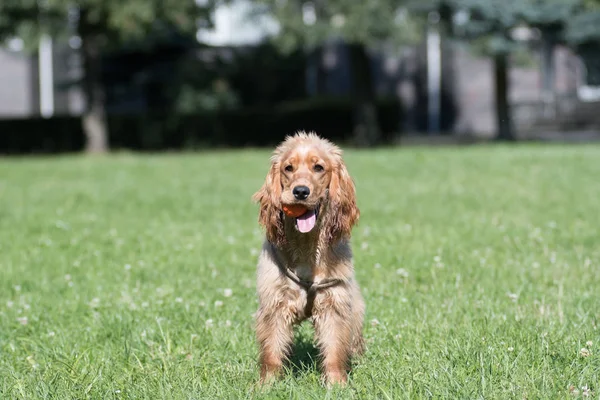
(291, 263), (326, 284)
(293, 264), (313, 282)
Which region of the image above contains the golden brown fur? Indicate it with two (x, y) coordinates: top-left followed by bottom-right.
(252, 131), (365, 386)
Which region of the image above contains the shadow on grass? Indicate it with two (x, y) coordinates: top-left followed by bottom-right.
(288, 334), (321, 376)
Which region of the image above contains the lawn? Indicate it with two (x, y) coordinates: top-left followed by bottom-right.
(0, 144), (599, 399)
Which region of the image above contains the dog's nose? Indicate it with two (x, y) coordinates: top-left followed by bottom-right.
(293, 185), (310, 200)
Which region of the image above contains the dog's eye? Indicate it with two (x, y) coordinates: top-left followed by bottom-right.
(285, 165), (293, 172)
(314, 164), (324, 172)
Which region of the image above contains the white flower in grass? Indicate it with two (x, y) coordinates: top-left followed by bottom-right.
(14, 285), (21, 292)
(396, 268), (409, 278)
(64, 274), (72, 281)
(370, 318), (380, 327)
(580, 347), (591, 357)
(433, 255), (444, 268)
(124, 264), (132, 271)
(26, 355), (39, 369)
(17, 316), (28, 325)
(7, 301), (14, 308)
(199, 301), (206, 307)
(507, 346), (514, 352)
(89, 298), (100, 308)
(374, 263), (381, 269)
(361, 242), (369, 251)
(223, 288), (233, 297)
(582, 386), (592, 397)
(141, 302), (149, 308)
(175, 297), (183, 303)
(48, 331), (56, 337)
(586, 340), (593, 347)
(205, 319), (214, 328)
(214, 300), (223, 308)
(507, 292), (519, 302)
(225, 320), (232, 327)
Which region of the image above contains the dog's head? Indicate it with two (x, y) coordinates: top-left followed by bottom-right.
(252, 131), (359, 245)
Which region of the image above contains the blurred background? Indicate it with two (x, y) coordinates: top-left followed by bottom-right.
(1, 0), (600, 154)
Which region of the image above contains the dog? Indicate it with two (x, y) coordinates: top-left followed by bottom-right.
(252, 131), (365, 386)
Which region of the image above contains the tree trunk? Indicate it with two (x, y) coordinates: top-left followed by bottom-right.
(493, 52), (515, 141)
(348, 43), (381, 147)
(80, 14), (109, 154)
(540, 31), (556, 119)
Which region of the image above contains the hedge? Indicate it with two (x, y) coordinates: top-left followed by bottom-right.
(0, 97), (402, 154)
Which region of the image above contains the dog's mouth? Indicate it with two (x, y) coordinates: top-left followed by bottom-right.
(295, 203), (320, 233)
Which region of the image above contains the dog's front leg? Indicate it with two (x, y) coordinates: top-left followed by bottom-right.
(255, 306), (295, 384)
(312, 290), (353, 386)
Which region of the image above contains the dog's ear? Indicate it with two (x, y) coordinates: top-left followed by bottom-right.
(325, 157), (359, 242)
(252, 162), (285, 245)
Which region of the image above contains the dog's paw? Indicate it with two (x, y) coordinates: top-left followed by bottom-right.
(323, 370), (348, 388)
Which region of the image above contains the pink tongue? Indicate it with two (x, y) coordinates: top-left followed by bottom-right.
(296, 210), (316, 233)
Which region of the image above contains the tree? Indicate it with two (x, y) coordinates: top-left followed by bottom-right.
(415, 0), (584, 140)
(565, 1), (600, 86)
(254, 0), (422, 146)
(518, 0), (581, 117)
(1, 0), (215, 153)
(443, 0), (524, 140)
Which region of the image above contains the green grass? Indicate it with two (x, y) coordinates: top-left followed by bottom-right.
(1, 144), (599, 399)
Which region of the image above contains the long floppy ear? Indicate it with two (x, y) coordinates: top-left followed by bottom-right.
(252, 162), (285, 245)
(325, 158), (360, 242)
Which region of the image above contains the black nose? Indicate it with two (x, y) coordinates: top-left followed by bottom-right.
(293, 185), (310, 200)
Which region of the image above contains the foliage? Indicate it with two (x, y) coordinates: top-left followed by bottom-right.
(175, 80), (241, 113)
(169, 43), (307, 114)
(515, 0), (580, 29)
(253, 0), (423, 53)
(565, 9), (600, 44)
(1, 145), (600, 398)
(1, 0), (214, 50)
(416, 0), (582, 52)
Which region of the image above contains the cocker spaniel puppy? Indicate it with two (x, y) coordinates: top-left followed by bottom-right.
(252, 131), (365, 386)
